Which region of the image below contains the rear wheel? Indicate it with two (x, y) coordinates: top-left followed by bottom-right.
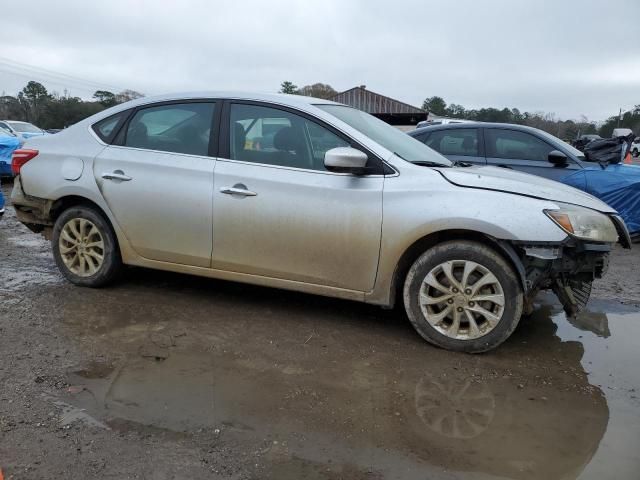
(52, 206), (122, 287)
(403, 240), (523, 353)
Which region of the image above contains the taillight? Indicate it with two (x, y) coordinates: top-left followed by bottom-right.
(11, 149), (39, 175)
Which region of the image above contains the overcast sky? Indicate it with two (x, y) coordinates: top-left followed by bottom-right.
(1, 0), (638, 121)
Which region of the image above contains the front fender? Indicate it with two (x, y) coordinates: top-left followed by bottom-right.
(367, 174), (568, 306)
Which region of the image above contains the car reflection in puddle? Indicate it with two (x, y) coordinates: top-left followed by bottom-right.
(59, 285), (639, 480)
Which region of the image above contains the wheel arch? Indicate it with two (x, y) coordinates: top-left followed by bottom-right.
(51, 195), (112, 225)
(386, 229), (527, 309)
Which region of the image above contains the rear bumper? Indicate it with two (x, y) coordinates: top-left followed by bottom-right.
(10, 176), (53, 231)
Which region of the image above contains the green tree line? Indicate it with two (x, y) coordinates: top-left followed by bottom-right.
(0, 81), (143, 130)
(280, 81), (638, 140)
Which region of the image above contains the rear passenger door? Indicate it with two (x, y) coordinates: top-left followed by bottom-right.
(415, 128), (485, 165)
(484, 128), (580, 181)
(94, 101), (218, 267)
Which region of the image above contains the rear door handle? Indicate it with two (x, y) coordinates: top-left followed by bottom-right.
(102, 170), (132, 181)
(220, 184), (257, 197)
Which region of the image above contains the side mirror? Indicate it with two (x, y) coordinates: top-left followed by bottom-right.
(324, 147), (368, 174)
(548, 150), (568, 167)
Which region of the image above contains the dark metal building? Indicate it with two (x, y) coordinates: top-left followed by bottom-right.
(330, 85), (427, 127)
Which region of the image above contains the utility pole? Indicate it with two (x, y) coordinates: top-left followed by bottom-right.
(617, 108), (623, 127)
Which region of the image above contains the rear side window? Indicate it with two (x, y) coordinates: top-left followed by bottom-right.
(92, 111), (129, 143)
(124, 102), (216, 156)
(485, 129), (553, 161)
(425, 129), (479, 156)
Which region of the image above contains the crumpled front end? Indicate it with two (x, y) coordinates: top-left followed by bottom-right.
(516, 217), (627, 316)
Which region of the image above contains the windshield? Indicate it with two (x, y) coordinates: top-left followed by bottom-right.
(7, 121), (42, 133)
(536, 129), (586, 159)
(317, 105), (452, 166)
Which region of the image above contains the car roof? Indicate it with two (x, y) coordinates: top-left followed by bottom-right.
(408, 122), (546, 136)
(85, 91), (346, 124)
(116, 91), (340, 109)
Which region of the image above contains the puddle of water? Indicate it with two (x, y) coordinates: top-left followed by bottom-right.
(549, 300), (640, 480)
(59, 303), (639, 480)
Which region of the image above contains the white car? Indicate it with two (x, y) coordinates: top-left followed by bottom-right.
(10, 92), (629, 352)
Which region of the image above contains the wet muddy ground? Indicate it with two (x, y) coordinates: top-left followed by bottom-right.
(1, 180), (639, 479)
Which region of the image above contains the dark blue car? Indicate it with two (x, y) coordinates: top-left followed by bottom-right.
(409, 122), (640, 238)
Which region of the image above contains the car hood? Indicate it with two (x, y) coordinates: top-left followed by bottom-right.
(436, 165), (616, 213)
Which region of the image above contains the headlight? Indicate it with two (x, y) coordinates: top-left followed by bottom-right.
(544, 203), (618, 243)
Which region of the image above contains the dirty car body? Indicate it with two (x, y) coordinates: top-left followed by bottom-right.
(10, 92), (629, 352)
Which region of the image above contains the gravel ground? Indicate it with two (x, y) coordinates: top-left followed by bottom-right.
(1, 179), (639, 480)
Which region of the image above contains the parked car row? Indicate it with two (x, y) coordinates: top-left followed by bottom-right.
(7, 92), (629, 353)
(0, 120), (47, 140)
(409, 123), (640, 238)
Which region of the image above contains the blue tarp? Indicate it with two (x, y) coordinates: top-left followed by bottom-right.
(562, 164), (640, 235)
(0, 134), (20, 176)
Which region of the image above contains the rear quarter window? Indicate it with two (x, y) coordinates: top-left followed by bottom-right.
(92, 110), (130, 143)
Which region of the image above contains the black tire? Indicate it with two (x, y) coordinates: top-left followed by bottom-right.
(633, 148), (639, 158)
(52, 205), (122, 287)
(403, 240), (523, 353)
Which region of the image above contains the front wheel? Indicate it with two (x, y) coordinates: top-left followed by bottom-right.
(403, 240), (523, 353)
(52, 205), (122, 287)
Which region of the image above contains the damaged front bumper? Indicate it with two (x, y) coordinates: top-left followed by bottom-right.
(515, 219), (629, 316)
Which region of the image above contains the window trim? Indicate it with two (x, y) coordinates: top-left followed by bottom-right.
(112, 99), (221, 158)
(220, 100), (392, 176)
(483, 127), (558, 163)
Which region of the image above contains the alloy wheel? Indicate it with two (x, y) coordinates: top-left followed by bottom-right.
(419, 260), (505, 340)
(59, 218), (105, 277)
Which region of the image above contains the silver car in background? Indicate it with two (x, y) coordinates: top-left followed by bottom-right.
(10, 92), (630, 352)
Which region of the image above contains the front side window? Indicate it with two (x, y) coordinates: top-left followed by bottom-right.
(485, 129), (554, 161)
(230, 104), (349, 171)
(124, 102), (215, 156)
(424, 129), (479, 156)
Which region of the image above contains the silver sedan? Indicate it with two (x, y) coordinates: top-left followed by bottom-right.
(10, 92), (627, 352)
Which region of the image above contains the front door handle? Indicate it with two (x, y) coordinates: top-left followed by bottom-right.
(220, 184), (257, 197)
(102, 170), (132, 181)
